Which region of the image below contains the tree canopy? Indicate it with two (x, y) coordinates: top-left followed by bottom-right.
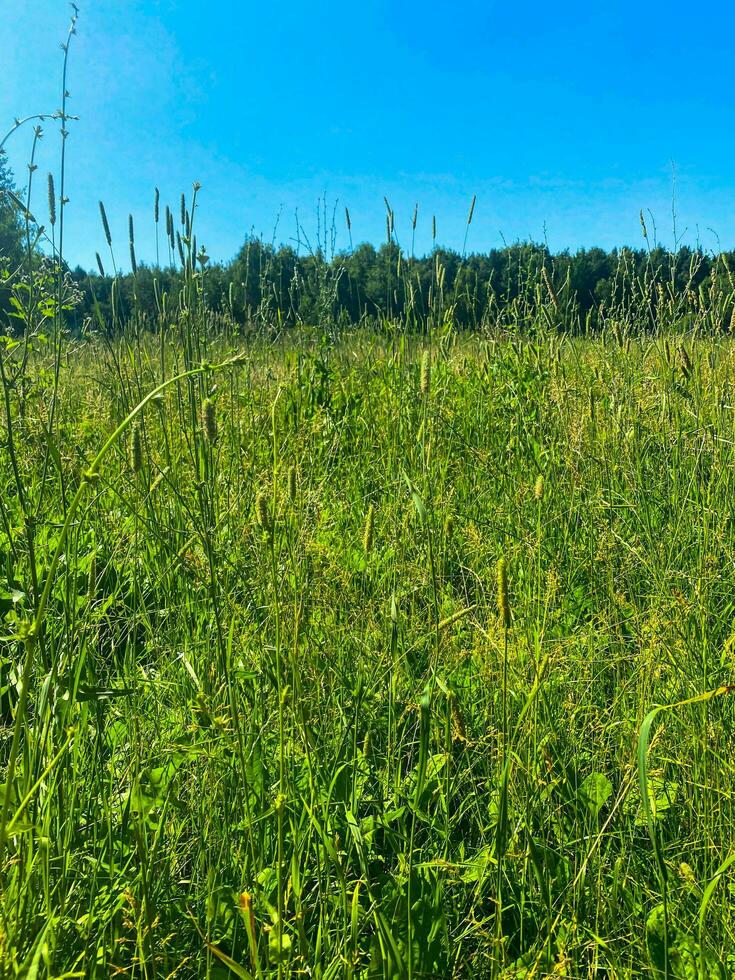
(0, 149), (24, 273)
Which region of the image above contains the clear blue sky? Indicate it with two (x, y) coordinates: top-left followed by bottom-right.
(3, 0), (735, 271)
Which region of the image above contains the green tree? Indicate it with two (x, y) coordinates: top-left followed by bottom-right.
(0, 149), (24, 271)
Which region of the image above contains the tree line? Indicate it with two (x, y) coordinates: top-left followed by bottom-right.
(3, 150), (735, 335)
(69, 237), (735, 335)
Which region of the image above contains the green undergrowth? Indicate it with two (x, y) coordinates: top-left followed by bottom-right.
(2, 328), (735, 977)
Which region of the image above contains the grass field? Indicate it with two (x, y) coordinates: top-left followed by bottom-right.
(2, 316), (735, 977)
(5, 6), (735, 977)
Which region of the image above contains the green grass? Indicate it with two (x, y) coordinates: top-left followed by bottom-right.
(3, 323), (735, 977)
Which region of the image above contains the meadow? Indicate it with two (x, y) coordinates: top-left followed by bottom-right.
(4, 14), (735, 976)
(3, 292), (735, 977)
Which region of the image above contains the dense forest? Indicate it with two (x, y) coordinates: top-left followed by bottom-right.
(3, 149), (735, 335)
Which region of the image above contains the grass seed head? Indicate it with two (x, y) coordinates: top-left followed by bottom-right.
(420, 350), (431, 396)
(542, 266), (558, 308)
(678, 861), (696, 884)
(201, 398), (217, 443)
(534, 474), (544, 501)
(255, 491), (271, 532)
(680, 345), (693, 380)
(47, 173), (56, 226)
(497, 556), (510, 628)
(99, 200), (112, 246)
(467, 194), (476, 226)
(288, 465), (297, 503)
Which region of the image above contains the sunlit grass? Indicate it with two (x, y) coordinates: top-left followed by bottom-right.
(2, 325), (735, 977)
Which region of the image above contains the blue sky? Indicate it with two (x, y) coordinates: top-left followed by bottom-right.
(3, 0), (735, 270)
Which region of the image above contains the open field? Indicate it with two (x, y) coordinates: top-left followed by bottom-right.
(3, 321), (735, 977)
(4, 2), (735, 976)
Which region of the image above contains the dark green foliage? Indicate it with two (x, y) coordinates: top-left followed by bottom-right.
(0, 150), (25, 314)
(0, 150), (23, 271)
(69, 233), (735, 338)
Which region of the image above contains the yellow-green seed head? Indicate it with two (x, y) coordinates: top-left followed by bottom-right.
(288, 465), (297, 503)
(534, 475), (544, 501)
(542, 266), (558, 308)
(678, 861), (696, 884)
(420, 350), (431, 397)
(450, 692), (467, 743)
(202, 398), (217, 443)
